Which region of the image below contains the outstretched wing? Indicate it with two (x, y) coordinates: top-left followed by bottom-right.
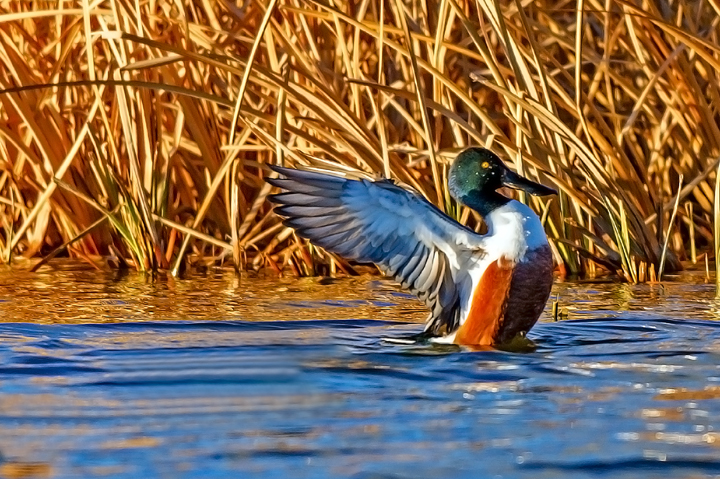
(266, 165), (486, 335)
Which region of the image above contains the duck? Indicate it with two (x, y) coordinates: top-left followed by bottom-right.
(266, 147), (557, 347)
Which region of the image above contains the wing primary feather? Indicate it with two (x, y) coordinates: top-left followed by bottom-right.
(415, 249), (440, 293)
(268, 180), (342, 196)
(270, 192), (343, 207)
(387, 249), (412, 276)
(398, 243), (426, 287)
(284, 215), (343, 230)
(335, 235), (372, 260)
(297, 220), (358, 240)
(268, 165), (347, 183)
(311, 228), (362, 252)
(275, 205), (346, 218)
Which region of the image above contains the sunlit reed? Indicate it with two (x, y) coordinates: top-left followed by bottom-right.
(0, 0), (718, 281)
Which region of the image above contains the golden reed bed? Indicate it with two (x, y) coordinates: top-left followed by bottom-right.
(1, 0), (719, 284)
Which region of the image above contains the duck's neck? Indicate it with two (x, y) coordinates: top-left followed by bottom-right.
(456, 191), (548, 251)
(461, 191), (512, 218)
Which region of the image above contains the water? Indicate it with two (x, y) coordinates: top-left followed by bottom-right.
(1, 264), (720, 478)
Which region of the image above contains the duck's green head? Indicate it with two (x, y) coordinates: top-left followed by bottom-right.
(448, 147), (556, 213)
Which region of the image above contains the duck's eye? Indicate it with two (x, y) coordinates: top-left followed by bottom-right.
(481, 161), (490, 168)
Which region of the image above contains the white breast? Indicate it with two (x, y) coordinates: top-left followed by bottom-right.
(482, 200), (549, 262)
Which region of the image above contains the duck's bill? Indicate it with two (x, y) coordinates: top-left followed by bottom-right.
(502, 170), (557, 196)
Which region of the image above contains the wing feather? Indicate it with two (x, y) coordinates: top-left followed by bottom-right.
(267, 165), (486, 335)
(285, 215), (340, 230)
(275, 205), (345, 218)
(271, 192), (343, 207)
(417, 248), (439, 293)
(298, 221), (357, 239)
(398, 243), (425, 286)
(269, 179), (343, 195)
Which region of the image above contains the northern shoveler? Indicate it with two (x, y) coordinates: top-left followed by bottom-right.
(266, 147), (557, 346)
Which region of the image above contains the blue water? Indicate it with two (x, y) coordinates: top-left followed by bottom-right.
(1, 266), (720, 478)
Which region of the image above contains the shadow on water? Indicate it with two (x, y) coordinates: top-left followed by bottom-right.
(1, 264), (720, 478)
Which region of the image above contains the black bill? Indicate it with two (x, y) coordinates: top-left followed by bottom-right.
(501, 169), (557, 196)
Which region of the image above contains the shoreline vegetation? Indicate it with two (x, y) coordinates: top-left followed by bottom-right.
(1, 0), (719, 284)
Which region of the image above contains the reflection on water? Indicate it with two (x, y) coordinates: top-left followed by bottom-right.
(0, 264), (427, 324)
(1, 263), (720, 478)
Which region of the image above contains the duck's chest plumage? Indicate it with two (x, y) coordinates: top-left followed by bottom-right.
(443, 200), (554, 345)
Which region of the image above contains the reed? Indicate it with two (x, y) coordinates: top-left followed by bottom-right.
(0, 0), (718, 280)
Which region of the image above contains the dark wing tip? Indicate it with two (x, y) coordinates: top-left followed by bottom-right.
(267, 193), (283, 204)
(267, 164), (294, 175)
(265, 177), (283, 189)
